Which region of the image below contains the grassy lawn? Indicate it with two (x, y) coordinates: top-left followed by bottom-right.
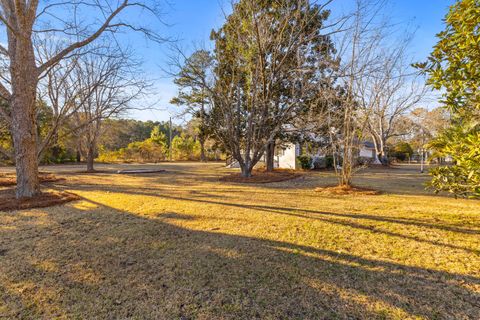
(0, 163), (479, 319)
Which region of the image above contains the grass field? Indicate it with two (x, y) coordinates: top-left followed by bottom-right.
(0, 163), (479, 319)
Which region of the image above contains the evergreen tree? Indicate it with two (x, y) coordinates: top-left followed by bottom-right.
(417, 0), (480, 198)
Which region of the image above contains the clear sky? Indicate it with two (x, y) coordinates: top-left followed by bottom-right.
(125, 0), (454, 123)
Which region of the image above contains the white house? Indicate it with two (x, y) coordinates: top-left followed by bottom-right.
(226, 141), (377, 170)
(273, 141), (376, 170)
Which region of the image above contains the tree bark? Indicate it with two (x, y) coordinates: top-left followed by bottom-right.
(379, 137), (388, 165)
(199, 136), (207, 162)
(265, 141), (275, 172)
(9, 33), (40, 198)
(240, 164), (253, 177)
(371, 135), (382, 165)
(86, 144), (95, 172)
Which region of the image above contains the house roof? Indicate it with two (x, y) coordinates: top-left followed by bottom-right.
(363, 141), (375, 149)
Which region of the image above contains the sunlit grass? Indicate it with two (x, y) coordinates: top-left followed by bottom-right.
(0, 162), (478, 319)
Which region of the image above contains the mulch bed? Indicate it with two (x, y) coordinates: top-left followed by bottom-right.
(315, 185), (381, 195)
(220, 169), (302, 184)
(0, 173), (65, 187)
(0, 189), (80, 211)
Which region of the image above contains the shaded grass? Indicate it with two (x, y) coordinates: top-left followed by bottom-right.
(0, 163), (479, 319)
(219, 168), (302, 183)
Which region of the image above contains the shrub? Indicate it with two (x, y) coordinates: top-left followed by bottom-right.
(392, 142), (413, 162)
(297, 155), (312, 170)
(325, 155), (334, 169)
(312, 156), (326, 169)
(171, 134), (197, 160)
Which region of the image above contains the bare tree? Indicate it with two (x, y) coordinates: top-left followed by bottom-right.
(358, 35), (427, 165)
(326, 0), (387, 186)
(323, 0), (424, 185)
(0, 0), (163, 198)
(35, 37), (84, 161)
(72, 48), (148, 172)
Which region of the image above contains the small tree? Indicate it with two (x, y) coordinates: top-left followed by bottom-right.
(72, 47), (148, 172)
(392, 142), (413, 162)
(170, 50), (214, 162)
(171, 133), (196, 161)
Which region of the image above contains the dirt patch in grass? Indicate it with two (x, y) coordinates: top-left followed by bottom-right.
(315, 185), (381, 195)
(0, 173), (64, 187)
(220, 169), (302, 183)
(0, 189), (80, 211)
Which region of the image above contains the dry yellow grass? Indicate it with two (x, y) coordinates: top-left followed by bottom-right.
(0, 162), (479, 319)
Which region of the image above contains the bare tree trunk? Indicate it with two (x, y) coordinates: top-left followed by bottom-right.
(199, 136), (207, 162)
(371, 135), (382, 165)
(266, 141), (275, 172)
(76, 149), (82, 163)
(240, 163), (253, 177)
(379, 137), (388, 165)
(86, 143), (95, 172)
(10, 35), (40, 198)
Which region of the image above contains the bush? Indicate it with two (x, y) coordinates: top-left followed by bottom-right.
(171, 134), (197, 160)
(325, 155), (334, 169)
(312, 156), (326, 169)
(41, 145), (76, 164)
(325, 155), (343, 168)
(297, 155), (312, 170)
(97, 138), (168, 163)
(392, 142), (413, 162)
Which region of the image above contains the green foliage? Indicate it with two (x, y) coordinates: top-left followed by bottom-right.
(427, 123), (480, 198)
(98, 130), (206, 163)
(208, 0), (335, 175)
(99, 119), (180, 151)
(41, 146), (77, 164)
(392, 142), (414, 162)
(297, 155), (313, 170)
(171, 133), (200, 161)
(98, 138), (168, 163)
(418, 0), (480, 198)
(149, 126), (168, 148)
(325, 155), (335, 169)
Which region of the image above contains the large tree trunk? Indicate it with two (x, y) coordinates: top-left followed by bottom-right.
(371, 135), (382, 165)
(239, 155), (253, 177)
(240, 164), (253, 177)
(265, 141), (275, 172)
(86, 144), (95, 172)
(10, 34), (40, 198)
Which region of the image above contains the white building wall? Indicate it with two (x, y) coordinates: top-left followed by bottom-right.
(277, 143), (300, 169)
(359, 146), (374, 158)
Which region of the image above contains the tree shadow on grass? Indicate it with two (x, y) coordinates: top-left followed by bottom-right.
(63, 183), (480, 256)
(0, 199), (478, 319)
(59, 182), (480, 234)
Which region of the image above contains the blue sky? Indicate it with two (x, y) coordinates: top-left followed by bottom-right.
(123, 0), (454, 122)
